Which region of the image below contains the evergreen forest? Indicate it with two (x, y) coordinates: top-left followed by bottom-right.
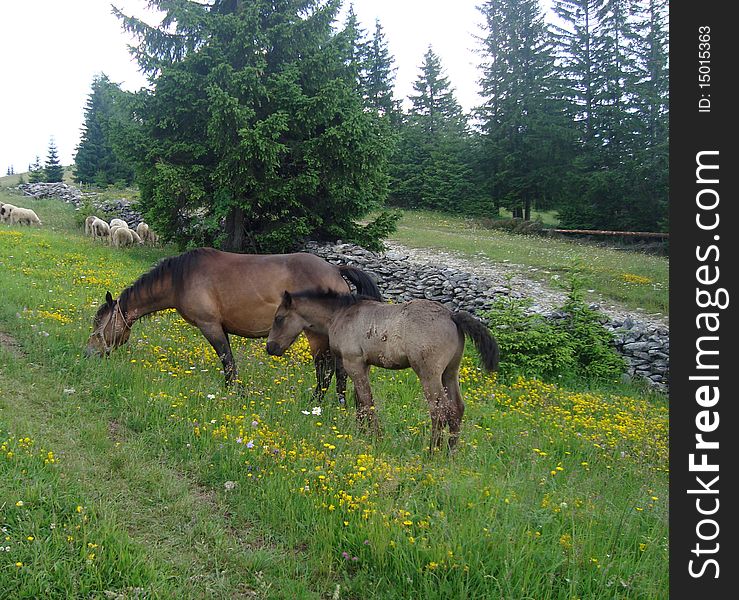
(71, 0), (668, 252)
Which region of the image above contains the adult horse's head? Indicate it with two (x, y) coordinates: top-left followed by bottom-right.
(85, 291), (132, 357)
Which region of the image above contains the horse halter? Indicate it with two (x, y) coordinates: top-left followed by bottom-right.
(93, 300), (131, 354)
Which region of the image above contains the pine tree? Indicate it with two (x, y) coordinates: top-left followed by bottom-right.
(74, 74), (135, 186)
(113, 0), (396, 252)
(44, 138), (65, 183)
(339, 4), (367, 90)
(362, 19), (399, 120)
(28, 156), (44, 183)
(552, 0), (668, 231)
(551, 0), (602, 148)
(409, 47), (466, 136)
(476, 0), (573, 219)
(389, 48), (482, 213)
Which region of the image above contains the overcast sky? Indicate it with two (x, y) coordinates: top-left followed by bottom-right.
(0, 0), (488, 174)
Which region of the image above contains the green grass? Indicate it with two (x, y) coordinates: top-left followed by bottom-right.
(389, 210), (668, 317)
(1, 193), (668, 598)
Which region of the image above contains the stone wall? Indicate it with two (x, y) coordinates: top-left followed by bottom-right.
(18, 182), (144, 228)
(304, 241), (669, 392)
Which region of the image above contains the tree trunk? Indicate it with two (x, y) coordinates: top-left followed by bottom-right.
(225, 206), (246, 252)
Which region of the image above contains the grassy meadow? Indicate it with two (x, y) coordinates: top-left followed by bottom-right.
(390, 211), (668, 317)
(1, 190), (668, 599)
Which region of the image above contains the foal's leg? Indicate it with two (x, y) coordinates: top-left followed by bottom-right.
(417, 368), (452, 453)
(442, 361), (465, 451)
(343, 359), (379, 435)
(199, 323), (237, 385)
(305, 331), (334, 403)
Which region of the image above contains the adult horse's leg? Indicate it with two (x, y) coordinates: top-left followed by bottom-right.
(198, 323), (238, 385)
(335, 356), (348, 405)
(305, 331), (335, 403)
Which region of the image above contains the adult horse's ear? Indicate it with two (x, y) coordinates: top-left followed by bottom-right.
(105, 291), (114, 306)
(282, 291), (292, 307)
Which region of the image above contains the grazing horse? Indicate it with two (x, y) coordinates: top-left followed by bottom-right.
(85, 248), (381, 401)
(266, 291), (499, 451)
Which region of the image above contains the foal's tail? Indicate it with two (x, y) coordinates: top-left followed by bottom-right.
(451, 311), (500, 372)
(339, 266), (383, 301)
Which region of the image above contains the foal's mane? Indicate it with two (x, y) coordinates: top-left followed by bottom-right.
(292, 289), (380, 307)
(95, 248), (216, 322)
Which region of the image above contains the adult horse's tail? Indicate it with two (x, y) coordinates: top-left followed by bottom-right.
(451, 311), (500, 372)
(339, 266), (382, 301)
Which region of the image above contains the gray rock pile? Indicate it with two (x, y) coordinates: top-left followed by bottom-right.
(90, 198), (144, 229)
(17, 182), (144, 228)
(304, 241), (669, 392)
(18, 182), (85, 204)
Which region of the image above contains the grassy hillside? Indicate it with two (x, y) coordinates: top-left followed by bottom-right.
(1, 193), (668, 598)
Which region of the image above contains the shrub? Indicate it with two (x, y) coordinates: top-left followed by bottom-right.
(485, 297), (576, 379)
(484, 283), (626, 382)
(476, 217), (545, 235)
(554, 284), (627, 380)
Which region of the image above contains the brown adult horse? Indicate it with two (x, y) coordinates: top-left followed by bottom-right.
(266, 291), (499, 451)
(85, 248), (381, 400)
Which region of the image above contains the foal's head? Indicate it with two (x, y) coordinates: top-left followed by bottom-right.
(265, 291), (306, 357)
(85, 291), (132, 357)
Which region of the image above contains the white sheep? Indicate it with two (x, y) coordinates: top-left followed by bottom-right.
(110, 218), (128, 229)
(0, 203), (18, 223)
(91, 217), (111, 240)
(84, 215), (97, 236)
(136, 221), (159, 245)
(129, 229), (144, 245)
(136, 221), (149, 240)
(111, 226), (134, 248)
(9, 207), (42, 226)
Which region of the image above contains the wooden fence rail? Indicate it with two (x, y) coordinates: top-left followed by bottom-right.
(546, 228), (669, 239)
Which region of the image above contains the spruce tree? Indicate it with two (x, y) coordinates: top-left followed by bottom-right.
(408, 47), (466, 136)
(28, 156), (44, 183)
(74, 74), (134, 186)
(552, 0), (668, 231)
(389, 47), (482, 214)
(551, 0), (602, 148)
(113, 0), (396, 252)
(362, 19), (400, 120)
(44, 138), (65, 183)
(339, 4), (367, 90)
(476, 0), (573, 219)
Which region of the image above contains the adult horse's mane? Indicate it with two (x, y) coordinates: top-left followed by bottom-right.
(95, 248), (215, 323)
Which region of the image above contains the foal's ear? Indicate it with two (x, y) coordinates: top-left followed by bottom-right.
(105, 291), (114, 306)
(282, 291), (292, 307)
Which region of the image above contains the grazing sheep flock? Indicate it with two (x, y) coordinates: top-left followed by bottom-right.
(1, 201), (157, 248)
(0, 201), (41, 226)
(84, 215), (159, 248)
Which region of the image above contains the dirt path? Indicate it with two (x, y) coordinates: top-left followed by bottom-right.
(384, 240), (669, 330)
(0, 330), (24, 357)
